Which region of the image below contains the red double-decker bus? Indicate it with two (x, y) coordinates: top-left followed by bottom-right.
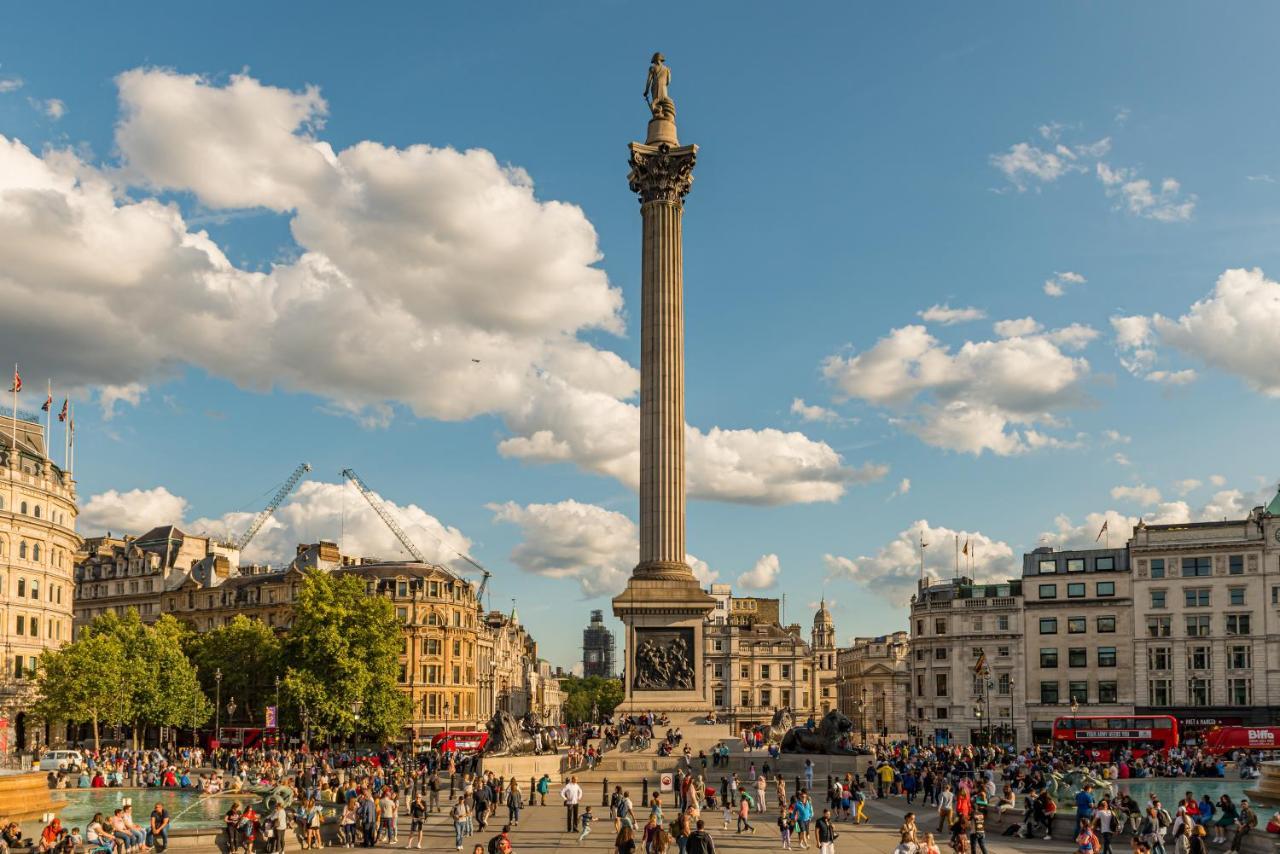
(1052, 715), (1179, 760)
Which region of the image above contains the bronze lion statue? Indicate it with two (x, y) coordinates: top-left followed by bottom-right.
(781, 709), (867, 754)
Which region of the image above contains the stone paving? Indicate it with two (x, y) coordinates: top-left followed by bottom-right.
(415, 787), (1070, 854)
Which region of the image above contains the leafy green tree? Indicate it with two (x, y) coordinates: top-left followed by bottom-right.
(187, 615), (283, 727)
(560, 675), (624, 724)
(32, 630), (126, 752)
(282, 570), (410, 743)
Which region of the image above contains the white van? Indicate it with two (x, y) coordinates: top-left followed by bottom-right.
(38, 749), (83, 772)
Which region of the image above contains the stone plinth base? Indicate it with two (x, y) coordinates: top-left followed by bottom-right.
(646, 116), (677, 146)
(612, 576), (715, 716)
(480, 752), (568, 781)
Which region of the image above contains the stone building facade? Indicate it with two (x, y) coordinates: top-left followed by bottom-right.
(74, 534), (558, 739)
(908, 577), (1025, 746)
(1021, 546), (1135, 744)
(1130, 502), (1280, 742)
(836, 631), (910, 740)
(1, 414), (81, 752)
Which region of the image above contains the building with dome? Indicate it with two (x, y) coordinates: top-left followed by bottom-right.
(811, 598), (838, 714)
(1, 413), (82, 753)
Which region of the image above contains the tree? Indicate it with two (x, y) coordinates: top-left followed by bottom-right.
(33, 630), (125, 752)
(559, 675), (624, 724)
(187, 615), (283, 727)
(282, 570), (410, 743)
(84, 611), (209, 750)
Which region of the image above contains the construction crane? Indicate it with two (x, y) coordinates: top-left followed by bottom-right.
(233, 462), (312, 551)
(340, 467), (493, 607)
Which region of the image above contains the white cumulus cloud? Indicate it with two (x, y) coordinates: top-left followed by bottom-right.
(790, 398), (840, 423)
(80, 486), (189, 534)
(825, 520), (1016, 607)
(1110, 484), (1162, 506)
(918, 304), (986, 325)
(736, 554), (781, 591)
(1044, 271), (1086, 298)
(0, 68), (874, 508)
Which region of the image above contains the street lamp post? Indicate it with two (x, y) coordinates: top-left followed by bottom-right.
(214, 668), (223, 746)
(860, 686), (867, 745)
(227, 697), (237, 744)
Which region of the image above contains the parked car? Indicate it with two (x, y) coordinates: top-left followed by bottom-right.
(38, 750), (84, 772)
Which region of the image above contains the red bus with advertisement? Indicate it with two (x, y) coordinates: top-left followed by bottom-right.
(430, 730), (489, 754)
(1202, 726), (1280, 754)
(1052, 715), (1179, 760)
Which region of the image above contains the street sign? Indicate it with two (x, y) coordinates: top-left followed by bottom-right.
(659, 773), (673, 792)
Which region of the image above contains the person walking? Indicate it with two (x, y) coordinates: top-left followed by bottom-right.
(451, 795), (470, 852)
(615, 825), (637, 854)
(578, 806), (594, 845)
(405, 793), (425, 849)
(562, 775), (584, 833)
(736, 793), (755, 835)
(506, 781), (522, 827)
(816, 809), (838, 854)
(684, 820), (715, 854)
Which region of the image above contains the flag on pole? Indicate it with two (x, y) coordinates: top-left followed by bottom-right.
(58, 399), (67, 422)
(7, 369), (19, 393)
(1095, 519), (1109, 542)
(962, 539), (970, 557)
(41, 393), (51, 412)
(973, 649), (988, 675)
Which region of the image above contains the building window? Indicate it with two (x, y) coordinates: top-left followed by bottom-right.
(1039, 618), (1058, 634)
(1069, 681), (1088, 702)
(997, 616), (1009, 631)
(1096, 581), (1115, 597)
(998, 673), (1010, 695)
(971, 617), (984, 631)
(1066, 558), (1085, 573)
(1067, 617), (1086, 634)
(15, 616), (23, 635)
(934, 618), (947, 634)
(1229, 587), (1246, 606)
(1067, 583), (1086, 598)
(1040, 681), (1059, 704)
(1150, 590), (1166, 609)
(1188, 645), (1211, 670)
(1095, 556), (1115, 571)
(935, 674), (948, 697)
(780, 663), (791, 679)
(934, 647), (948, 660)
(16, 579), (23, 597)
(1148, 646), (1171, 671)
(1229, 555), (1244, 575)
(1040, 648), (1059, 668)
(1226, 614), (1251, 635)
(1188, 678), (1212, 706)
(759, 664), (771, 680)
(1068, 648), (1087, 667)
(1038, 559), (1057, 574)
(1098, 681), (1118, 703)
(1185, 588), (1211, 608)
(760, 688), (772, 707)
(1097, 616), (1116, 633)
(998, 645), (1010, 657)
(1228, 678), (1252, 705)
(1182, 557), (1212, 577)
(916, 620), (924, 635)
(1151, 559), (1165, 579)
(1098, 646), (1117, 667)
(1038, 584), (1057, 599)
(740, 664), (749, 679)
(1149, 678), (1172, 705)
(1186, 615), (1211, 637)
(1147, 616), (1171, 637)
(1229, 645), (1251, 670)
(712, 688), (724, 706)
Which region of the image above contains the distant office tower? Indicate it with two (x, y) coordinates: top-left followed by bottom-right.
(583, 610), (616, 678)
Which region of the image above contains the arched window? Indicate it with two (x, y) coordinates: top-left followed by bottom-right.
(30, 580), (38, 600)
(31, 544), (39, 563)
(16, 578), (24, 596)
(32, 506), (39, 519)
(18, 543), (26, 560)
(19, 502), (26, 515)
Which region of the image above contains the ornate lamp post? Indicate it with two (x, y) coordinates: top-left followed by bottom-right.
(214, 668), (222, 745)
(860, 686), (868, 745)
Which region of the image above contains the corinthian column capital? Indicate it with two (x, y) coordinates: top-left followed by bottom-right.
(628, 142), (698, 205)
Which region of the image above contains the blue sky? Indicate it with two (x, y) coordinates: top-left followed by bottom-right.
(4, 2), (1280, 669)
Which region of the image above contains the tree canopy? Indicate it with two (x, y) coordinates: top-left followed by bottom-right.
(559, 675), (623, 724)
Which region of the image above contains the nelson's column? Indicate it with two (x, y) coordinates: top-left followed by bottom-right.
(612, 53), (715, 715)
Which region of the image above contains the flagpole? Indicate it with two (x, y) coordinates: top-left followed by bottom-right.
(954, 535), (959, 579)
(10, 364), (17, 462)
(63, 402), (69, 472)
(68, 403), (74, 477)
(44, 380), (51, 460)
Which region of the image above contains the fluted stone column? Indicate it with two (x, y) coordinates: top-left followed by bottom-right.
(628, 129), (696, 579)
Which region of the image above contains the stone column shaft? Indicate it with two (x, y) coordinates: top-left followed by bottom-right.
(627, 139), (697, 580)
(639, 197), (686, 571)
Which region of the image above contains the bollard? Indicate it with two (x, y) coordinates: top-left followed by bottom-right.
(530, 777), (537, 807)
(795, 775), (801, 794)
(602, 778), (610, 807)
(642, 776), (649, 803)
(449, 772), (456, 797)
(827, 774), (833, 793)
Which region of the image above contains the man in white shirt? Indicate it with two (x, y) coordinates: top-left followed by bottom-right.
(561, 776), (584, 833)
